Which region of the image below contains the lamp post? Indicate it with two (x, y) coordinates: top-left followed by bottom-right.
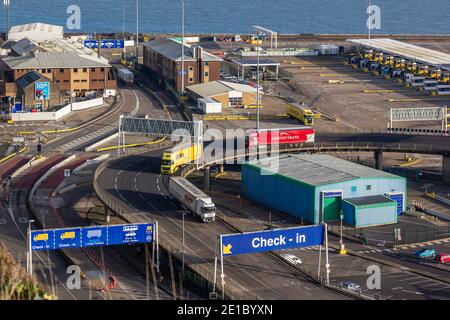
(180, 0), (185, 96)
(339, 210), (347, 255)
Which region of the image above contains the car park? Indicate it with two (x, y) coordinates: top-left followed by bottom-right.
(415, 248), (436, 259)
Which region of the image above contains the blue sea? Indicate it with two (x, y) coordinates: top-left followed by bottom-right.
(4, 0), (450, 34)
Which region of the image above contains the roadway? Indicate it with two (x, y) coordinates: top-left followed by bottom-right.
(96, 148), (347, 300)
(0, 84), (173, 299)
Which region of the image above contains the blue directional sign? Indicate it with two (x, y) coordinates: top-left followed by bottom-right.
(108, 224), (154, 245)
(54, 228), (82, 249)
(221, 225), (324, 256)
(83, 39), (125, 49)
(31, 223), (154, 251)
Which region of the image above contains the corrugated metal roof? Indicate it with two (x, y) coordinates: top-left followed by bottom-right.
(343, 195), (395, 207)
(143, 39), (222, 62)
(3, 51), (110, 69)
(249, 154), (400, 187)
(348, 38), (450, 67)
(187, 80), (257, 98)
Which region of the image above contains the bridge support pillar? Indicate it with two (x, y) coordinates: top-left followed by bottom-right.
(443, 156), (450, 183)
(374, 150), (383, 171)
(204, 166), (211, 191)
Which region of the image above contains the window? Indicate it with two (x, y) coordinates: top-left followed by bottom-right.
(47, 69), (51, 73)
(100, 68), (105, 72)
(188, 77), (194, 83)
(189, 66), (194, 71)
(204, 72), (209, 77)
(366, 185), (372, 191)
(60, 69), (64, 73)
(205, 61), (209, 66)
(74, 68), (78, 73)
(81, 80), (87, 82)
(351, 186), (357, 193)
(74, 80), (80, 82)
(91, 68), (96, 72)
(83, 68), (87, 72)
(229, 97), (243, 106)
(63, 80), (69, 83)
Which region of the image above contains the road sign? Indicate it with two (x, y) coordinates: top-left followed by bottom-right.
(83, 39), (125, 49)
(220, 225), (324, 256)
(31, 223), (154, 251)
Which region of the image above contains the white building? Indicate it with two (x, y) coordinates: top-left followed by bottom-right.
(8, 22), (64, 42)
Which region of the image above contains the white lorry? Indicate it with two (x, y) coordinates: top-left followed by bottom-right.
(117, 68), (134, 85)
(168, 177), (216, 223)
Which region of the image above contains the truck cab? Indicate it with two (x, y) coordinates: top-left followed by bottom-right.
(197, 198), (216, 223)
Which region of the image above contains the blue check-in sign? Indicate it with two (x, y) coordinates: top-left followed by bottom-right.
(31, 223), (154, 251)
(221, 225), (324, 256)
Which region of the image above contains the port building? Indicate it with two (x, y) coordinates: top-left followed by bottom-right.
(0, 22), (116, 108)
(186, 80), (258, 112)
(142, 39), (222, 94)
(241, 154), (406, 228)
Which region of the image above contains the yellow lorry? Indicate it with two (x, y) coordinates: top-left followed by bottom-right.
(160, 143), (202, 175)
(287, 104), (315, 125)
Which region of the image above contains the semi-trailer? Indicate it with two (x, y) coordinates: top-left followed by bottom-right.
(168, 177), (216, 223)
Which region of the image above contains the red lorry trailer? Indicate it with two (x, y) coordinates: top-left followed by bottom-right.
(245, 127), (315, 152)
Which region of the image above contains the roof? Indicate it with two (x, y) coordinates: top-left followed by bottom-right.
(3, 51), (110, 69)
(8, 23), (64, 42)
(16, 71), (45, 88)
(187, 80), (257, 98)
(347, 38), (450, 67)
(343, 195), (396, 207)
(142, 39), (222, 62)
(11, 38), (38, 56)
(246, 154), (400, 187)
(232, 58), (280, 67)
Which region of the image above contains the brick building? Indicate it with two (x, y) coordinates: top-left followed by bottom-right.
(1, 51), (116, 99)
(142, 39), (222, 93)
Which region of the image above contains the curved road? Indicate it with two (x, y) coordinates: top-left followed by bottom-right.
(97, 148), (347, 300)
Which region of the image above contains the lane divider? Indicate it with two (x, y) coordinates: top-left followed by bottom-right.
(399, 158), (421, 167)
(96, 137), (166, 152)
(0, 145), (28, 164)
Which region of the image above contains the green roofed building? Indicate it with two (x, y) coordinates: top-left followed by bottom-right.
(241, 154), (406, 227)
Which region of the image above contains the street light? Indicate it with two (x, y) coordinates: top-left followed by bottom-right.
(27, 219), (35, 275)
(180, 0), (185, 96)
(339, 211), (347, 255)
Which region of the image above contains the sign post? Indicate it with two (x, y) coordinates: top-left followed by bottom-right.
(220, 235), (225, 300)
(324, 223), (330, 285)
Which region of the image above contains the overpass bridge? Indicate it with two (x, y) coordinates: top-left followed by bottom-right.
(199, 133), (450, 184)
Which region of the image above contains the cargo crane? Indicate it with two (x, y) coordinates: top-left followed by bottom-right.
(405, 61), (417, 73)
(428, 68), (442, 79)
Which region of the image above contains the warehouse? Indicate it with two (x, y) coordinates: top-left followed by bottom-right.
(241, 154), (406, 227)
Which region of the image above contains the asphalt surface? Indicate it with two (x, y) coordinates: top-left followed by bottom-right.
(0, 84), (172, 300)
(97, 149), (347, 300)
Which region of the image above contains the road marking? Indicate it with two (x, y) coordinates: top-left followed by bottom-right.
(399, 276), (422, 282)
(408, 279), (435, 285)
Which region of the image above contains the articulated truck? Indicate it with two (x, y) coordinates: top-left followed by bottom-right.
(168, 177), (216, 223)
(161, 143), (202, 175)
(117, 68), (134, 85)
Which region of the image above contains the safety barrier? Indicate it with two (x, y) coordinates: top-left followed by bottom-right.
(387, 127), (449, 136)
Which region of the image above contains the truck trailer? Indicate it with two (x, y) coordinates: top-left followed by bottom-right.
(245, 127), (315, 153)
(117, 68), (134, 85)
(168, 177), (216, 223)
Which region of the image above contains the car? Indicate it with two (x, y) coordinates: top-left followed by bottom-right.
(435, 253), (450, 264)
(280, 253), (302, 265)
(415, 248), (436, 259)
(341, 282), (361, 292)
